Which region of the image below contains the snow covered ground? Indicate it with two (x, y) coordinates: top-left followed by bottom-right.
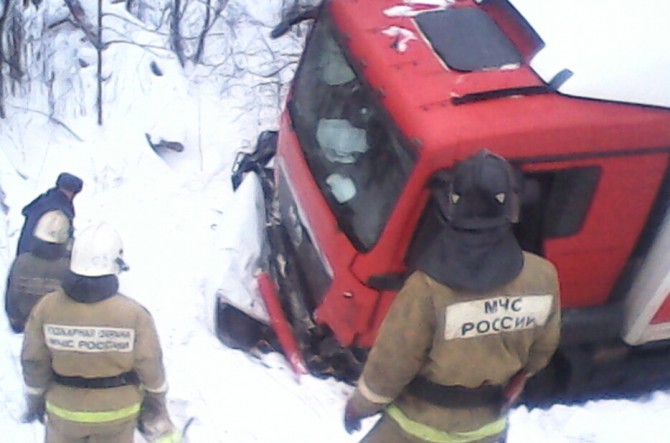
(1, 1), (670, 442)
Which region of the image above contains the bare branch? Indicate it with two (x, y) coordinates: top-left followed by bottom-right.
(101, 12), (163, 32)
(7, 104), (84, 141)
(102, 39), (173, 53)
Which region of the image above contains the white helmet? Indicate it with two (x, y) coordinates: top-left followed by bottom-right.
(33, 210), (70, 244)
(70, 223), (128, 277)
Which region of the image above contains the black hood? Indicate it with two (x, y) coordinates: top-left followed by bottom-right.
(62, 272), (119, 303)
(416, 224), (524, 292)
(30, 239), (68, 260)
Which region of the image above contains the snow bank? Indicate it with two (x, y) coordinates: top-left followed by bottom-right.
(1, 1), (669, 443)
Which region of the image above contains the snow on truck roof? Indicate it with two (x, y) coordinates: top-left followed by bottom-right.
(509, 0), (670, 109)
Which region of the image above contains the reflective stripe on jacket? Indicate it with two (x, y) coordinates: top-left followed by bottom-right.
(386, 404), (506, 443)
(46, 401), (141, 423)
(152, 431), (182, 443)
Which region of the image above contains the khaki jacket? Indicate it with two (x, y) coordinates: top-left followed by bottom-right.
(21, 289), (167, 417)
(5, 252), (69, 332)
(352, 252), (561, 434)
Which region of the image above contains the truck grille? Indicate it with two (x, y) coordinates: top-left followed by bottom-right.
(276, 172), (333, 311)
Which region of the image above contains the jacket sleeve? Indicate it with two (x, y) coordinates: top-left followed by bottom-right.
(134, 307), (168, 394)
(354, 272), (435, 408)
(21, 300), (52, 396)
(525, 265), (561, 376)
(21, 193), (44, 217)
(4, 261), (18, 322)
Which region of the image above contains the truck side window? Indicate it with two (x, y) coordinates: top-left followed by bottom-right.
(406, 166), (601, 268)
(540, 167), (601, 238)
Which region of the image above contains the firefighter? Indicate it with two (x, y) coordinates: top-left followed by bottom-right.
(5, 210), (71, 333)
(21, 222), (181, 443)
(343, 150), (561, 443)
(16, 172), (83, 256)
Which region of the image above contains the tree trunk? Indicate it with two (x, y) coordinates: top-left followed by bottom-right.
(193, 0), (230, 65)
(7, 1), (23, 92)
(170, 0), (186, 67)
(193, 0), (211, 64)
(96, 0), (102, 125)
(0, 0), (9, 118)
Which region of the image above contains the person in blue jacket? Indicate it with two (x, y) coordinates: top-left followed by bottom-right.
(16, 173), (83, 256)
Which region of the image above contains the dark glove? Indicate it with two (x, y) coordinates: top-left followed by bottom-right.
(138, 392), (177, 442)
(22, 394), (45, 424)
(344, 388), (388, 434)
(344, 397), (363, 434)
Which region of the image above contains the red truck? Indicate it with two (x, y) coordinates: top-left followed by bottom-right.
(219, 0), (670, 402)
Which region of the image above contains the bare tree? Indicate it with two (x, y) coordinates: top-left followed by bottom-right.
(62, 0), (98, 45)
(61, 0), (104, 123)
(0, 0), (10, 118)
(167, 0), (231, 67)
(193, 0), (229, 64)
(192, 0), (211, 63)
(6, 1), (22, 91)
(0, 0), (318, 127)
(170, 0), (185, 66)
(0, 0), (21, 118)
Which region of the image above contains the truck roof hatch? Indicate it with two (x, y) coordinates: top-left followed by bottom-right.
(415, 7), (522, 72)
(413, 6), (550, 105)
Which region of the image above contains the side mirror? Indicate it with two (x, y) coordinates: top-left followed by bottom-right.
(271, 6), (320, 39)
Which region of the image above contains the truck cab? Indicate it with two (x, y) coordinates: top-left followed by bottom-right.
(225, 0), (670, 399)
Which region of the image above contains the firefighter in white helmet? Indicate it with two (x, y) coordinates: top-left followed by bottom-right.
(343, 150), (561, 443)
(5, 210), (71, 333)
(21, 222), (181, 443)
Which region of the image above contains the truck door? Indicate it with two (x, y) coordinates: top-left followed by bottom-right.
(405, 155), (667, 314)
